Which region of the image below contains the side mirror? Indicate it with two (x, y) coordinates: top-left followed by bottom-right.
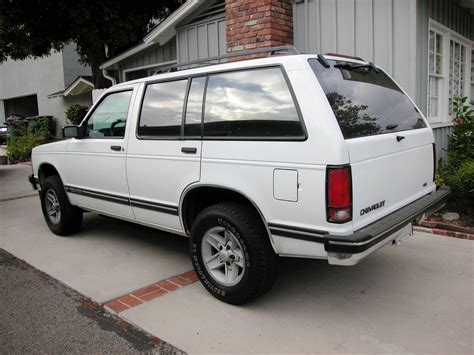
(63, 125), (82, 139)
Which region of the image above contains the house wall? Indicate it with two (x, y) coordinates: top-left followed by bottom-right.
(176, 14), (226, 63)
(293, 0), (418, 102)
(117, 40), (177, 82)
(0, 51), (67, 134)
(416, 0), (474, 114)
(0, 44), (91, 133)
(416, 0), (473, 164)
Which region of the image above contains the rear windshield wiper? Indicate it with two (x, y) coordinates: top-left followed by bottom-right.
(334, 62), (380, 73)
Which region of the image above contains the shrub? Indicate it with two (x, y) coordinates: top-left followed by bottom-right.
(438, 96), (473, 214)
(65, 104), (88, 125)
(443, 160), (474, 213)
(6, 116), (53, 163)
(447, 96), (473, 169)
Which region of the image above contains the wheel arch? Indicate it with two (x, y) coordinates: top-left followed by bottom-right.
(38, 163), (62, 186)
(179, 184), (277, 253)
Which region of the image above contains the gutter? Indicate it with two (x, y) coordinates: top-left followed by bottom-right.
(102, 69), (117, 86)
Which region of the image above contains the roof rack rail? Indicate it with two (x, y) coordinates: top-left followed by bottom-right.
(153, 46), (301, 75)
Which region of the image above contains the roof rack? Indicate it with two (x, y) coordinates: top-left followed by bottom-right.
(153, 46), (301, 75)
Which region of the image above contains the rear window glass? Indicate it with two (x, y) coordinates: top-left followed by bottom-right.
(309, 59), (426, 139)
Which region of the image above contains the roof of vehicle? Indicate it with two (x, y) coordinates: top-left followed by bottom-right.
(112, 53), (370, 89)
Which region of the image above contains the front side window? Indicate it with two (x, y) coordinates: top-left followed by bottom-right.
(138, 79), (188, 137)
(309, 59), (426, 139)
(203, 67), (304, 138)
(85, 91), (133, 138)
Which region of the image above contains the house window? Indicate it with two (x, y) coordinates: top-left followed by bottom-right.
(428, 30), (443, 120)
(427, 21), (472, 124)
(448, 40), (467, 115)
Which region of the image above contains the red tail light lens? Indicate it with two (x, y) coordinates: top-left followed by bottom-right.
(327, 166), (352, 223)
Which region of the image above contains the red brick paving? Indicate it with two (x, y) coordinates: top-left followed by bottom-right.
(104, 270), (198, 314)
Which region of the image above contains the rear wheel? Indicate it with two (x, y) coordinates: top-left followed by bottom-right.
(40, 175), (83, 236)
(190, 202), (277, 304)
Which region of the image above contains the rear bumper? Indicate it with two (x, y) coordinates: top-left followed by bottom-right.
(326, 186), (451, 265)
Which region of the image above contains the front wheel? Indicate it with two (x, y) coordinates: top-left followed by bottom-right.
(40, 175), (83, 236)
(190, 202), (277, 304)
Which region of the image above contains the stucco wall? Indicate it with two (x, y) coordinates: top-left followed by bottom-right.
(0, 44), (91, 134)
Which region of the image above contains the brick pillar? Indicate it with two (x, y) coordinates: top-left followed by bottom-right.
(226, 0), (294, 53)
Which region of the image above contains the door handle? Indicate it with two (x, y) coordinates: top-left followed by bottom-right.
(110, 145), (122, 151)
(181, 147), (197, 154)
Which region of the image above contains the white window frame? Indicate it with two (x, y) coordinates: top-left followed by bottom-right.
(427, 20), (472, 125)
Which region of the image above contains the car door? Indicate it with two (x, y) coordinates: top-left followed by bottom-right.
(64, 87), (137, 219)
(126, 77), (204, 233)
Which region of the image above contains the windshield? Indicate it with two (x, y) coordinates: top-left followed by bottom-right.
(309, 58), (426, 139)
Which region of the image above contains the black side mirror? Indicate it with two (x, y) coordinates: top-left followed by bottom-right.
(63, 125), (82, 139)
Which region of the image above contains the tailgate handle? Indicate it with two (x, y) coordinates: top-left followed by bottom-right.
(396, 135), (405, 142)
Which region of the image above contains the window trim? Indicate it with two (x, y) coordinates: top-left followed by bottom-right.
(427, 19), (472, 124)
(135, 64), (308, 142)
(81, 88), (134, 140)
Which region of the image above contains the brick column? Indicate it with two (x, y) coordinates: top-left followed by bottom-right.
(226, 0), (294, 53)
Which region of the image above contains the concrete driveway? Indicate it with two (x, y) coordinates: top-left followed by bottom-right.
(1, 164), (473, 353)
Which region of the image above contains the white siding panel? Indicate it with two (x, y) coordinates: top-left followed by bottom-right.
(293, 0), (417, 100)
(336, 0), (355, 54)
(354, 0), (372, 60)
(372, 0), (393, 74)
(319, 0), (337, 53)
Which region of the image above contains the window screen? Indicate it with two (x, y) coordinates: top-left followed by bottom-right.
(203, 67), (304, 138)
(138, 80), (187, 137)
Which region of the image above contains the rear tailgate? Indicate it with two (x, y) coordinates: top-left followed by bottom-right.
(309, 56), (436, 231)
(347, 130), (435, 230)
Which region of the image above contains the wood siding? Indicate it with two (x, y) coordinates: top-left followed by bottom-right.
(118, 40), (177, 81)
(293, 0), (418, 101)
(176, 15), (226, 63)
(416, 0), (474, 114)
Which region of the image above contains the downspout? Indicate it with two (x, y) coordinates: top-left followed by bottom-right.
(102, 69), (117, 86)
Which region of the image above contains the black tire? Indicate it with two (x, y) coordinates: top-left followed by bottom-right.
(40, 175), (83, 236)
(190, 202), (278, 304)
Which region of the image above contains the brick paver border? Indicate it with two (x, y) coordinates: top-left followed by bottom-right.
(104, 271), (199, 314)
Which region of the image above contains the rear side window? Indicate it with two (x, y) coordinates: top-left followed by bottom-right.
(184, 77), (206, 137)
(309, 59), (426, 139)
(203, 67), (304, 139)
(138, 80), (188, 137)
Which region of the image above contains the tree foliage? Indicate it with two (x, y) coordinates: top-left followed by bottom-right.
(0, 0), (182, 88)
